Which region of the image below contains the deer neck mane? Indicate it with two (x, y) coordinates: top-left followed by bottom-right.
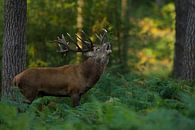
(80, 57), (106, 86)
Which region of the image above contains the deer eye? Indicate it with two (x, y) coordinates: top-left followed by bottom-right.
(106, 45), (109, 50)
(106, 44), (111, 50)
(96, 48), (100, 51)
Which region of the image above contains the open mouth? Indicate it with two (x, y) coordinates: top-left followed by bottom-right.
(106, 43), (112, 54)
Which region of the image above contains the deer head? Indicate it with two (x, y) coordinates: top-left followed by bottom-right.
(85, 29), (112, 65)
(55, 29), (112, 65)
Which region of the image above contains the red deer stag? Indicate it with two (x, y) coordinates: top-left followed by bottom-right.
(13, 29), (112, 107)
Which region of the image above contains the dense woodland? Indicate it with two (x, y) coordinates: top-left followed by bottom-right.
(0, 0), (195, 130)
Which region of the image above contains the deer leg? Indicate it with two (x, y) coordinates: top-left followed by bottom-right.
(20, 86), (38, 104)
(71, 94), (80, 107)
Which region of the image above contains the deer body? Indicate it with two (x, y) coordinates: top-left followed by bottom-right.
(13, 29), (111, 107)
(13, 57), (108, 106)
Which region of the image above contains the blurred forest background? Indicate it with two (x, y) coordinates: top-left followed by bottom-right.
(0, 0), (195, 130)
(0, 0), (175, 77)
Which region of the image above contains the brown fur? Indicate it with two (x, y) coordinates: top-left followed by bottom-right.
(13, 57), (108, 107)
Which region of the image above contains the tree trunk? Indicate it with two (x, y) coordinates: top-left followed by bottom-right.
(120, 0), (130, 70)
(173, 0), (188, 78)
(2, 0), (27, 99)
(173, 0), (195, 80)
(76, 0), (84, 63)
(181, 0), (195, 80)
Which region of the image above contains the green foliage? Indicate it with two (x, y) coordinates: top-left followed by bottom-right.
(1, 1), (194, 130)
(0, 72), (195, 130)
(0, 0), (175, 74)
(0, 103), (30, 130)
(27, 0), (77, 67)
(144, 109), (195, 130)
(129, 2), (175, 74)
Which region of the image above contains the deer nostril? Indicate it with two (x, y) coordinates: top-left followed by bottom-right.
(106, 45), (110, 50)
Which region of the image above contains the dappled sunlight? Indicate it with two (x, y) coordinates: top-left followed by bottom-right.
(139, 18), (173, 39)
(128, 3), (175, 76)
(135, 49), (172, 76)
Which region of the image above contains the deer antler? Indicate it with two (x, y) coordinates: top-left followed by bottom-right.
(55, 31), (94, 53)
(95, 29), (108, 45)
(54, 34), (70, 53)
(81, 30), (93, 49)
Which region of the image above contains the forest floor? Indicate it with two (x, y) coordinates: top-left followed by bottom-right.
(0, 70), (195, 130)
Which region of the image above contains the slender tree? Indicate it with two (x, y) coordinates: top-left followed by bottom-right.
(120, 0), (130, 70)
(76, 0), (84, 63)
(77, 0), (84, 33)
(2, 0), (27, 99)
(173, 0), (195, 80)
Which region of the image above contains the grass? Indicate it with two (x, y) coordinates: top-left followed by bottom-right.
(0, 71), (195, 130)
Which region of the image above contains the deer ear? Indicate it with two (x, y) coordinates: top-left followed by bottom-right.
(84, 51), (95, 57)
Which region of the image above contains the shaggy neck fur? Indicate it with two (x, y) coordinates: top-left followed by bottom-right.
(81, 57), (108, 87)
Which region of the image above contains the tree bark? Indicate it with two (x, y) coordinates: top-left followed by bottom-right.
(182, 0), (195, 80)
(2, 0), (27, 99)
(120, 0), (130, 70)
(173, 0), (188, 78)
(173, 0), (195, 80)
(76, 0), (84, 63)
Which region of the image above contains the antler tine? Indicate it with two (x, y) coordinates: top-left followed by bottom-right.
(81, 30), (93, 48)
(54, 34), (70, 53)
(95, 33), (101, 41)
(55, 33), (85, 53)
(75, 33), (90, 50)
(75, 34), (85, 44)
(95, 29), (108, 44)
(57, 43), (68, 53)
(100, 29), (108, 44)
(66, 33), (82, 51)
(75, 34), (94, 52)
(66, 32), (94, 52)
(55, 31), (95, 54)
(61, 34), (69, 46)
